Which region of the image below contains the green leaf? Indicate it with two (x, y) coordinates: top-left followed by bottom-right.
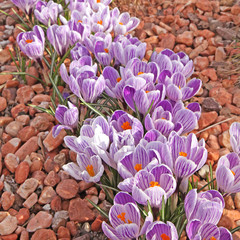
(86, 198), (109, 219)
(96, 183), (119, 193)
(231, 226), (240, 234)
(28, 104), (55, 116)
(197, 178), (216, 193)
(160, 195), (165, 222)
(48, 74), (65, 104)
(147, 200), (153, 216)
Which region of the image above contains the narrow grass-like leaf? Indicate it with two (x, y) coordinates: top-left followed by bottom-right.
(160, 195), (165, 222)
(231, 226), (240, 234)
(86, 198), (109, 219)
(178, 218), (187, 239)
(197, 178), (216, 192)
(96, 184), (119, 192)
(28, 104), (55, 116)
(48, 74), (65, 104)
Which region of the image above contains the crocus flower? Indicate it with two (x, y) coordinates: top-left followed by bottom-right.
(52, 101), (79, 137)
(102, 192), (153, 240)
(184, 189), (225, 225)
(34, 1), (63, 26)
(111, 7), (140, 36)
(70, 42), (90, 60)
(146, 221), (178, 240)
(129, 164), (176, 208)
(11, 0), (38, 15)
(186, 220), (232, 240)
(113, 35), (146, 66)
(102, 66), (125, 100)
(168, 132), (207, 180)
(230, 122), (240, 156)
(17, 26), (45, 66)
(145, 100), (198, 136)
(216, 152), (240, 194)
(88, 0), (112, 11)
(47, 24), (71, 56)
(109, 110), (144, 145)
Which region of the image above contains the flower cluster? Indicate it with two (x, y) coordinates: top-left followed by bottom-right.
(12, 0), (240, 239)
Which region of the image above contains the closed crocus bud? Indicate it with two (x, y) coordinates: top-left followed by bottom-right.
(17, 26), (45, 67)
(186, 220), (232, 240)
(34, 1), (63, 26)
(52, 101), (79, 138)
(146, 221), (178, 240)
(47, 24), (71, 57)
(184, 189), (225, 225)
(102, 192), (153, 240)
(11, 0), (38, 15)
(216, 152), (240, 194)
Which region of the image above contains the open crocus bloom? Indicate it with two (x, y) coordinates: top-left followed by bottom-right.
(184, 189), (225, 225)
(146, 221), (178, 240)
(230, 122), (240, 156)
(131, 164), (176, 208)
(11, 0), (38, 15)
(102, 192), (153, 240)
(216, 152), (240, 194)
(186, 220), (232, 240)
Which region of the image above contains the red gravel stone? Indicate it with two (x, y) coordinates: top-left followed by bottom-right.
(44, 170), (61, 187)
(17, 126), (38, 142)
(11, 104), (29, 118)
(50, 195), (62, 211)
(56, 179), (79, 199)
(1, 191), (15, 210)
(16, 208), (30, 225)
(198, 111), (218, 130)
(1, 138), (21, 157)
(38, 186), (57, 205)
(17, 178), (39, 199)
(1, 234), (18, 240)
(4, 153), (19, 173)
(57, 226), (71, 239)
(16, 86), (35, 104)
(0, 97), (7, 112)
(23, 193), (38, 209)
(15, 161), (30, 184)
(31, 229), (56, 240)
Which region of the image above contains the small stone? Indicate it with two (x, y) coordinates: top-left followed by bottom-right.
(17, 126), (38, 142)
(57, 226), (71, 239)
(209, 87), (232, 106)
(56, 179), (79, 199)
(16, 208), (30, 225)
(11, 104), (29, 118)
(17, 178), (39, 199)
(53, 153), (66, 167)
(15, 115), (30, 125)
(25, 67), (39, 86)
(32, 170), (46, 185)
(0, 215), (18, 235)
(0, 49), (11, 65)
(51, 210), (69, 231)
(224, 195), (235, 210)
(38, 186), (56, 205)
(31, 229), (56, 240)
(20, 230), (29, 240)
(66, 221), (77, 236)
(201, 68), (217, 81)
(44, 171), (61, 187)
(216, 27), (237, 41)
(50, 196), (62, 212)
(1, 191), (15, 210)
(0, 97), (7, 112)
(202, 97), (221, 112)
(32, 84), (44, 94)
(196, 0), (212, 11)
(234, 192), (240, 210)
(68, 198), (95, 223)
(43, 129), (67, 152)
(4, 153), (19, 173)
(198, 165), (210, 179)
(198, 111), (218, 129)
(189, 40), (208, 58)
(26, 211), (53, 232)
(0, 117), (13, 127)
(219, 131), (231, 149)
(159, 33), (176, 50)
(193, 56), (209, 71)
(83, 222), (91, 232)
(176, 31), (193, 46)
(5, 121), (23, 137)
(233, 89), (240, 108)
(79, 181), (94, 192)
(1, 138), (22, 157)
(16, 86), (35, 104)
(15, 162), (30, 184)
(15, 136), (39, 161)
(31, 94), (51, 103)
(30, 116), (50, 131)
(231, 5), (240, 15)
(91, 215), (105, 232)
(215, 47), (226, 62)
(86, 187), (98, 196)
(23, 193), (38, 209)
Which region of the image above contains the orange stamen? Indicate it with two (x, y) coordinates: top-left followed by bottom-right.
(127, 219), (132, 224)
(25, 39), (33, 44)
(210, 237), (217, 240)
(78, 20), (82, 23)
(179, 85), (181, 89)
(145, 90), (150, 93)
(134, 164), (142, 172)
(121, 121), (132, 130)
(161, 117), (166, 120)
(161, 233), (170, 240)
(97, 0), (101, 2)
(116, 77), (122, 82)
(97, 20), (103, 25)
(231, 170), (236, 176)
(138, 72), (144, 75)
(149, 181), (160, 187)
(104, 48), (109, 53)
(86, 165), (95, 177)
(179, 151), (187, 157)
(117, 212), (126, 223)
(119, 22), (123, 25)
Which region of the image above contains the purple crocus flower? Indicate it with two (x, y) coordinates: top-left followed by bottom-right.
(109, 110), (144, 145)
(102, 192), (153, 240)
(130, 164), (176, 208)
(146, 221), (178, 240)
(168, 132), (207, 180)
(111, 7), (140, 36)
(184, 189), (225, 225)
(216, 152), (240, 194)
(91, 6), (112, 33)
(70, 42), (90, 60)
(17, 26), (45, 66)
(145, 100), (198, 136)
(88, 0), (112, 11)
(47, 24), (71, 57)
(230, 122), (240, 156)
(34, 1), (63, 26)
(11, 0), (38, 15)
(151, 49), (194, 79)
(52, 101), (79, 138)
(113, 35), (146, 66)
(102, 66), (125, 100)
(186, 220), (232, 240)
